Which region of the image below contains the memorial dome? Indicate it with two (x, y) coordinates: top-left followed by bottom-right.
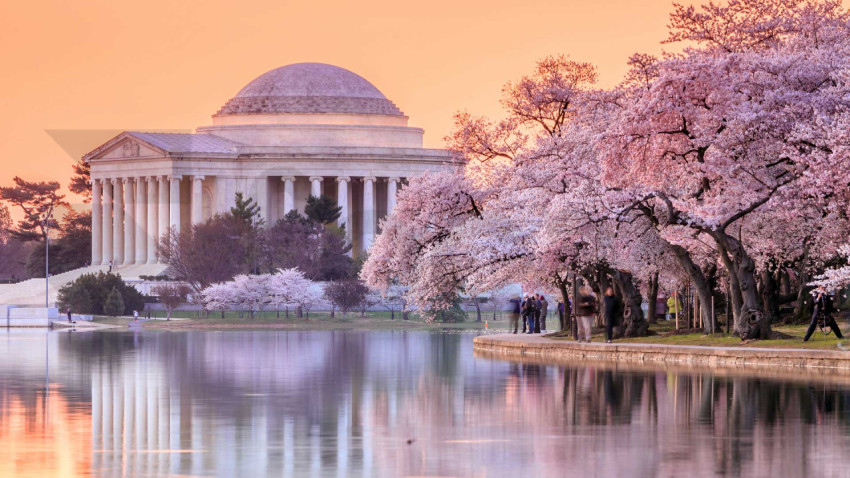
(216, 63), (404, 117)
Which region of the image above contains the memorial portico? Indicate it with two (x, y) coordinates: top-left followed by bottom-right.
(84, 63), (457, 267)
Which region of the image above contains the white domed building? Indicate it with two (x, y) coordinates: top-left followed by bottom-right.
(85, 63), (457, 269)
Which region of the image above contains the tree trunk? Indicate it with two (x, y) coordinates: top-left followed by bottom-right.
(611, 270), (649, 337)
(720, 235), (769, 339)
(597, 271), (611, 328)
(760, 267), (780, 324)
(647, 272), (659, 325)
(668, 243), (715, 333)
(792, 251), (811, 321)
(474, 300), (482, 322)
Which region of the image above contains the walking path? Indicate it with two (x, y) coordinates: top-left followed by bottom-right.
(473, 333), (850, 375)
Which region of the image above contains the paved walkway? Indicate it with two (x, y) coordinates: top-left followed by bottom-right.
(473, 333), (850, 373)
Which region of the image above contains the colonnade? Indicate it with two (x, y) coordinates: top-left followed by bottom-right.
(91, 175), (401, 266)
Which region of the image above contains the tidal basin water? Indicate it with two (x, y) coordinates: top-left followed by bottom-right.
(1, 330), (850, 477)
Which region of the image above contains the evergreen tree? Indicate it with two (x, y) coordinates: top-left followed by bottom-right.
(61, 282), (92, 314)
(103, 287), (125, 316)
(68, 157), (91, 202)
(0, 177), (68, 241)
(304, 195), (342, 225)
(230, 192), (264, 228)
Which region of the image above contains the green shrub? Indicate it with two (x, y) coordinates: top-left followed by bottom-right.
(57, 271), (145, 315)
(103, 287), (125, 316)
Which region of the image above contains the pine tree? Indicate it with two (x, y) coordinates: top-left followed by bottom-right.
(103, 287), (125, 316)
(230, 192), (264, 228)
(304, 195), (342, 225)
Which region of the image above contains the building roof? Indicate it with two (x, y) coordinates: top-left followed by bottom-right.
(215, 63), (404, 117)
(128, 132), (241, 154)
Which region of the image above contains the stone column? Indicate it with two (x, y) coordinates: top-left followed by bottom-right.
(309, 176), (322, 198)
(123, 178), (135, 265)
(169, 175), (182, 235)
(363, 176), (376, 251)
(146, 177), (158, 264)
(135, 178), (146, 264)
(158, 176), (169, 237)
(387, 177), (399, 216)
(256, 177), (269, 224)
(282, 177), (295, 214)
(191, 176), (204, 225)
(112, 179), (124, 265)
(91, 179), (102, 266)
(336, 176), (350, 230)
(101, 179), (112, 266)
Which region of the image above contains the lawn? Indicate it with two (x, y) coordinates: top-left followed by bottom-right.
(564, 319), (850, 350)
(92, 309), (508, 332)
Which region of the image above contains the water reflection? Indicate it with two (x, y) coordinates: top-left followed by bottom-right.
(0, 330), (849, 477)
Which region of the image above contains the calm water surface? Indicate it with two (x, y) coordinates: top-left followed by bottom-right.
(0, 329), (849, 477)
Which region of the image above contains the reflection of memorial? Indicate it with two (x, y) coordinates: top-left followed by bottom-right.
(6, 331), (850, 477)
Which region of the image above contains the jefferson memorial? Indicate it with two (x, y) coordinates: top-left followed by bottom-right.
(0, 63), (457, 306)
(86, 62), (455, 268)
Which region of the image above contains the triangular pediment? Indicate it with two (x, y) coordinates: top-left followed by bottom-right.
(83, 132), (167, 162)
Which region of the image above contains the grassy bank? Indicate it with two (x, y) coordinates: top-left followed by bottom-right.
(553, 319), (850, 350)
(92, 310), (502, 332)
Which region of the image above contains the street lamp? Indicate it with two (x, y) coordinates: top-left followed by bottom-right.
(44, 205), (54, 309)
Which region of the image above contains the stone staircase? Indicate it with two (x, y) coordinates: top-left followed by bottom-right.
(0, 263), (168, 306)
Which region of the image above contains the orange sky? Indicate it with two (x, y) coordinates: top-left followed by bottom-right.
(0, 0), (707, 209)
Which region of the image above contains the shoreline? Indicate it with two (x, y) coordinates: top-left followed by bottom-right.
(473, 334), (850, 375)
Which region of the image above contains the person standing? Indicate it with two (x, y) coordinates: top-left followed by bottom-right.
(539, 295), (549, 333)
(108, 260), (114, 273)
(534, 294), (542, 333)
(525, 294), (537, 334)
(521, 294), (529, 333)
(509, 296), (521, 334)
(576, 286), (598, 342)
(602, 287), (619, 343)
(804, 286), (844, 341)
(666, 294), (681, 321)
(66, 308), (72, 323)
(557, 300), (565, 331)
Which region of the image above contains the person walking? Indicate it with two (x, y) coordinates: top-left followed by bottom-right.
(602, 287), (619, 343)
(66, 308), (72, 323)
(539, 295), (549, 333)
(108, 260), (114, 273)
(576, 286), (598, 342)
(666, 294), (681, 321)
(804, 286), (844, 341)
(509, 296), (522, 334)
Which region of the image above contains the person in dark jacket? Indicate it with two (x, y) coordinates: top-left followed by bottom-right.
(602, 287), (619, 343)
(557, 300), (565, 331)
(524, 294), (537, 334)
(539, 295), (548, 332)
(804, 286), (844, 341)
(509, 297), (522, 334)
(521, 294), (529, 333)
(576, 286), (597, 342)
(534, 294), (542, 333)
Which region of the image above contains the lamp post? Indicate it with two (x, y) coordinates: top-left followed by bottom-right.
(44, 205), (53, 309)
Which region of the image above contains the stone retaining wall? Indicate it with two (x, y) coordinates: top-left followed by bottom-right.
(473, 334), (850, 375)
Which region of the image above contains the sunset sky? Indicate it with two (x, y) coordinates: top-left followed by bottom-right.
(0, 0), (709, 208)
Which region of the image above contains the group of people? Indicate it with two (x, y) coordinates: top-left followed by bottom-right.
(507, 287), (620, 344)
(509, 294), (549, 334)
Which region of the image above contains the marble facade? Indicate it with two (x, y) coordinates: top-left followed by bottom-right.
(84, 63), (457, 266)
